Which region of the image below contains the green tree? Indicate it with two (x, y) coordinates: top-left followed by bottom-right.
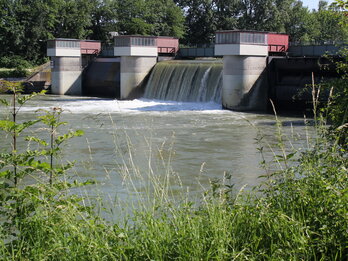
(176, 0), (242, 45)
(53, 0), (94, 39)
(117, 0), (184, 37)
(238, 0), (294, 32)
(179, 0), (214, 44)
(88, 0), (119, 43)
(285, 1), (319, 43)
(0, 0), (96, 63)
(0, 0), (22, 57)
(12, 0), (60, 63)
(214, 0), (240, 30)
(145, 0), (185, 37)
(313, 2), (348, 43)
(0, 0), (59, 63)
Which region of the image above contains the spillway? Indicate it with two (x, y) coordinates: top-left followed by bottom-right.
(143, 60), (223, 103)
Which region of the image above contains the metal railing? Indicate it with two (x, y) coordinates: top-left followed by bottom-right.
(288, 44), (346, 57)
(269, 45), (286, 52)
(158, 47), (176, 53)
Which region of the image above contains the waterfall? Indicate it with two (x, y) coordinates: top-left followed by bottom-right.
(143, 60), (223, 103)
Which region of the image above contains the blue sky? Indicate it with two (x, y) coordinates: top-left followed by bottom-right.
(301, 0), (335, 10)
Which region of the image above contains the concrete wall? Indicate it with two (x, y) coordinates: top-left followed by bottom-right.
(267, 57), (339, 112)
(120, 56), (157, 99)
(222, 55), (267, 110)
(83, 58), (121, 98)
(51, 57), (82, 95)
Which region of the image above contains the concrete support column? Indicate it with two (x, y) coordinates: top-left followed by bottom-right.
(51, 56), (82, 95)
(120, 56), (157, 99)
(222, 55), (267, 110)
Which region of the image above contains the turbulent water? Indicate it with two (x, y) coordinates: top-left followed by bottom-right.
(144, 60), (223, 102)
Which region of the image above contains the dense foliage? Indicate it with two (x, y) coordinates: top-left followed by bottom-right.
(321, 47), (348, 148)
(0, 0), (347, 64)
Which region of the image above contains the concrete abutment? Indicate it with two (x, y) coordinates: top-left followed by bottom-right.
(222, 55), (267, 110)
(120, 56), (157, 99)
(51, 56), (82, 95)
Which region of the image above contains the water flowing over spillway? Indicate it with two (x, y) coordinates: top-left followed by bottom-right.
(143, 60), (223, 102)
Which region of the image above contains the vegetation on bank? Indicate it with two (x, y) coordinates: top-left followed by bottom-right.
(0, 47), (347, 260)
(0, 56), (34, 78)
(0, 68), (29, 79)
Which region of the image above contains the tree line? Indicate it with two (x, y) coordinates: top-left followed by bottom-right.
(0, 0), (347, 64)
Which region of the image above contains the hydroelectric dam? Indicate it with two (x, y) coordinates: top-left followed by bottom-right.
(41, 31), (344, 113)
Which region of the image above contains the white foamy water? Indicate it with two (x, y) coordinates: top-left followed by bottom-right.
(19, 96), (224, 114)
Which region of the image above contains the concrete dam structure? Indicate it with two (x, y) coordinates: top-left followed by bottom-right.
(45, 31), (342, 112)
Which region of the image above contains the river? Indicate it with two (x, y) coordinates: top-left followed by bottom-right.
(0, 95), (311, 207)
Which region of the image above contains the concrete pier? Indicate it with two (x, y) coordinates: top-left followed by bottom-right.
(222, 55), (267, 109)
(47, 39), (82, 95)
(114, 36), (158, 99)
(120, 56), (157, 99)
(51, 56), (82, 95)
(47, 39), (101, 95)
(215, 31), (268, 110)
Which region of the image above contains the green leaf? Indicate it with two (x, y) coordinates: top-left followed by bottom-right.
(0, 98), (9, 106)
(27, 160), (51, 170)
(17, 91), (45, 106)
(0, 120), (15, 132)
(25, 136), (48, 146)
(15, 120), (40, 134)
(55, 130), (84, 145)
(0, 170), (11, 178)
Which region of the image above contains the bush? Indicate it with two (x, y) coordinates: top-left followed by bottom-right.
(0, 70), (13, 78)
(0, 67), (29, 78)
(320, 47), (348, 147)
(12, 66), (29, 77)
(0, 55), (32, 69)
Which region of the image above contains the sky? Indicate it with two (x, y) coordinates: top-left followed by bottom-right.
(301, 0), (335, 10)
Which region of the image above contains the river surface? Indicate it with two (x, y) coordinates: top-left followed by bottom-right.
(0, 95), (311, 206)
